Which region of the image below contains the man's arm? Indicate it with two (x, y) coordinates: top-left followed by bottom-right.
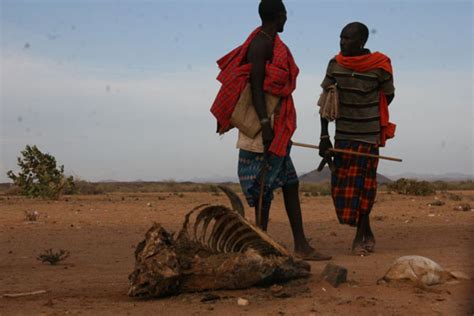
(380, 69), (395, 106)
(386, 93), (395, 105)
(247, 36), (274, 151)
(318, 61), (335, 157)
(319, 116), (333, 158)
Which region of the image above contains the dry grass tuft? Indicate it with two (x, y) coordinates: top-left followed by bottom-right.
(37, 249), (70, 265)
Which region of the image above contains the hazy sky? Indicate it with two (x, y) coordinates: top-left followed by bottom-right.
(1, 0), (473, 182)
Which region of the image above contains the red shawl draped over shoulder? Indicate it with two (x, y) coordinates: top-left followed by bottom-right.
(335, 52), (395, 147)
(210, 27), (299, 157)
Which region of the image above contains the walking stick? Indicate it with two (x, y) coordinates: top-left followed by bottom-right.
(292, 141), (403, 162)
(257, 151), (269, 228)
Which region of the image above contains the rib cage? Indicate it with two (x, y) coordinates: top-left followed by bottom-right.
(179, 202), (290, 257)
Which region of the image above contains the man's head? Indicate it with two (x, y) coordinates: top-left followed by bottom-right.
(339, 22), (369, 56)
(259, 0), (287, 32)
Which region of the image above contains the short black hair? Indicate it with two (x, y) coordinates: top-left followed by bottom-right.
(345, 21), (369, 44)
(258, 0), (285, 23)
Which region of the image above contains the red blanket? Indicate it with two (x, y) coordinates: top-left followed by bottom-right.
(210, 27), (299, 157)
(335, 52), (395, 147)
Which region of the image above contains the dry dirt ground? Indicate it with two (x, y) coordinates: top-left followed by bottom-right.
(1, 191), (473, 315)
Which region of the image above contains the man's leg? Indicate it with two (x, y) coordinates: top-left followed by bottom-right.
(363, 214), (376, 252)
(353, 213), (370, 255)
(282, 181), (331, 260)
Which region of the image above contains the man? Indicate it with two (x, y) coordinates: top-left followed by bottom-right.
(211, 0), (330, 260)
(319, 22), (395, 256)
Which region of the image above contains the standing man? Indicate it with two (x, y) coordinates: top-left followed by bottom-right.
(319, 22), (395, 256)
(211, 0), (330, 260)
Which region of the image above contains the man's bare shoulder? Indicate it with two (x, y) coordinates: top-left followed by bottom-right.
(247, 34), (273, 61)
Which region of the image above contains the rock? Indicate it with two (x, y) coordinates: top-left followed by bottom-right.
(270, 284), (283, 294)
(273, 291), (291, 298)
(147, 203), (152, 207)
(428, 200), (445, 207)
(320, 263), (347, 288)
(44, 299), (55, 307)
(201, 293), (221, 303)
(237, 297), (249, 306)
(453, 203), (471, 212)
(270, 285), (291, 298)
(380, 255), (470, 287)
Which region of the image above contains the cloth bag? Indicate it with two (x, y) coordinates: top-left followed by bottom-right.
(230, 83), (280, 138)
(317, 84), (339, 121)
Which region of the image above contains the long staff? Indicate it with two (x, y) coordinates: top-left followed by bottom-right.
(292, 141), (402, 162)
(256, 152), (269, 228)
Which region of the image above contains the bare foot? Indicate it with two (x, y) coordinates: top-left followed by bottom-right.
(352, 242), (369, 256)
(364, 237), (376, 252)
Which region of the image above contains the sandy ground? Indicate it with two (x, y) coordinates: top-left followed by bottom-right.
(1, 191), (473, 315)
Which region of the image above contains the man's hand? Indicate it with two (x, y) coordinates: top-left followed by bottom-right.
(261, 121), (274, 153)
(318, 137), (333, 158)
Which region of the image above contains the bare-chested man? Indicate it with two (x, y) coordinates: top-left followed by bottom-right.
(211, 0), (330, 261)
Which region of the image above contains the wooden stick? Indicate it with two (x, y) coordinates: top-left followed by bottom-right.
(3, 290), (48, 298)
(292, 141), (403, 162)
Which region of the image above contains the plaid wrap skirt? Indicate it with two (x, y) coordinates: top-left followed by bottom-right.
(331, 140), (379, 226)
(238, 145), (298, 209)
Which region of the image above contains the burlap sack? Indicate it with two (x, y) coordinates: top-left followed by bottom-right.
(230, 84), (280, 138)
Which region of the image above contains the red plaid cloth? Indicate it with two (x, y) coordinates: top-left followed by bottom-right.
(210, 27), (299, 157)
(331, 141), (379, 226)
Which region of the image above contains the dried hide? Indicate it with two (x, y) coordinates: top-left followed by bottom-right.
(128, 192), (310, 298)
(379, 255), (470, 287)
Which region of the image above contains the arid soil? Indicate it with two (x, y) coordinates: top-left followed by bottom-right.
(1, 191), (473, 315)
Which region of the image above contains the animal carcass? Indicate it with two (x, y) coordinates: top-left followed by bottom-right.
(128, 187), (310, 298)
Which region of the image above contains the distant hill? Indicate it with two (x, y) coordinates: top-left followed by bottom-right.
(299, 167), (393, 184)
(385, 172), (473, 182)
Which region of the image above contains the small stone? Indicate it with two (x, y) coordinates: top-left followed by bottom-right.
(453, 203), (471, 212)
(270, 284), (283, 294)
(273, 291), (291, 298)
(147, 203), (152, 207)
(237, 297), (249, 306)
(320, 263), (347, 288)
(428, 200), (445, 207)
(201, 293), (221, 303)
(44, 299), (54, 307)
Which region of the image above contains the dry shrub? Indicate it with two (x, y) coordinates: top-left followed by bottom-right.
(73, 180), (105, 195)
(387, 178), (435, 196)
(446, 193), (462, 201)
(4, 185), (21, 196)
(300, 182), (331, 196)
(37, 249), (70, 265)
(67, 181), (241, 194)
